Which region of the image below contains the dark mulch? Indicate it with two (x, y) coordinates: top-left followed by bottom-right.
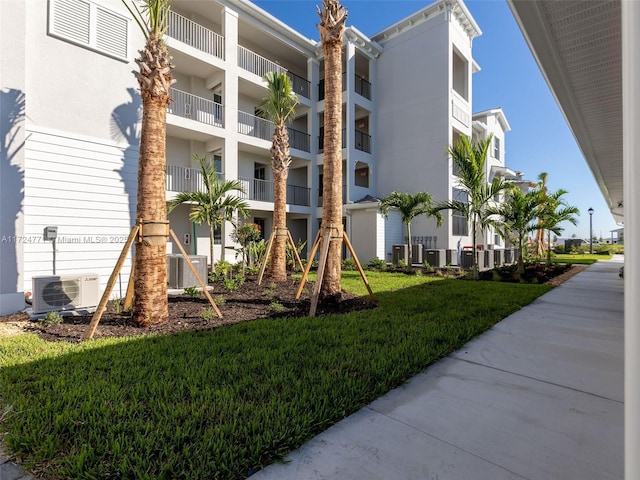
(478, 262), (579, 284)
(1, 277), (375, 344)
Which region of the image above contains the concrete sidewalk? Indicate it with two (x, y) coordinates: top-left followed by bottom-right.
(253, 257), (624, 480)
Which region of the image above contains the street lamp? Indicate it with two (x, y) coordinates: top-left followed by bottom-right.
(588, 207), (594, 254)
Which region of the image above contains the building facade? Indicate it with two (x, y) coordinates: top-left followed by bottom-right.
(0, 0), (517, 314)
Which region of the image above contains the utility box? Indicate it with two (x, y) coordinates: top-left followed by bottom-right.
(445, 249), (459, 266)
(411, 244), (423, 265)
(425, 249), (445, 268)
(392, 244), (408, 266)
(461, 249), (475, 269)
(167, 254), (208, 288)
(484, 250), (495, 269)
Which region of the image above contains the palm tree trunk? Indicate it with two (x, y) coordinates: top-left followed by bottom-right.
(547, 229), (552, 264)
(267, 123), (289, 282)
(406, 221), (413, 271)
(132, 86), (169, 327)
(269, 167), (288, 282)
(318, 0), (346, 300)
(214, 224), (216, 273)
(517, 234), (525, 275)
(472, 213), (479, 279)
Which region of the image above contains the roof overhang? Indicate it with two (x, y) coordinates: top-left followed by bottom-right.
(507, 0), (623, 222)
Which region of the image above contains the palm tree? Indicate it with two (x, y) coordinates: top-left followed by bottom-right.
(492, 186), (544, 275)
(258, 72), (299, 282)
(122, 0), (175, 327)
(436, 135), (506, 278)
(380, 192), (442, 270)
(167, 154), (250, 272)
(317, 0), (347, 301)
(540, 189), (579, 264)
(534, 171), (549, 257)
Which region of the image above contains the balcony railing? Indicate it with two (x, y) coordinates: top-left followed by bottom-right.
(238, 45), (286, 78)
(289, 127), (311, 152)
(238, 177), (311, 206)
(238, 111), (274, 141)
(167, 10), (224, 60)
(452, 96), (470, 127)
(355, 74), (371, 100)
(166, 165), (205, 192)
(286, 71), (311, 99)
(318, 73), (346, 101)
(318, 128), (347, 152)
(354, 130), (371, 153)
(168, 89), (224, 127)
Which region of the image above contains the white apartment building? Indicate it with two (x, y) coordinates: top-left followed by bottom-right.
(0, 0), (516, 314)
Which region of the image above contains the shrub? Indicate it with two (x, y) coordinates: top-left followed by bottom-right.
(342, 257), (357, 271)
(268, 301), (286, 314)
(286, 239), (307, 271)
(367, 257), (387, 271)
(183, 286), (200, 298)
(40, 311), (63, 325)
(200, 307), (217, 321)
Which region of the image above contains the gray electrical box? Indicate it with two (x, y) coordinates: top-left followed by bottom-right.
(43, 226), (58, 241)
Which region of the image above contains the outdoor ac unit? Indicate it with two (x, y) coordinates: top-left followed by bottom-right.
(167, 254), (208, 288)
(32, 273), (100, 314)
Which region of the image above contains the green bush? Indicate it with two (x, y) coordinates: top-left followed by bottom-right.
(342, 257), (357, 271)
(40, 311), (62, 325)
(367, 257), (387, 271)
(183, 286), (200, 298)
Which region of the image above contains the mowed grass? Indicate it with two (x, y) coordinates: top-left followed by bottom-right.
(0, 272), (551, 479)
(551, 253), (611, 264)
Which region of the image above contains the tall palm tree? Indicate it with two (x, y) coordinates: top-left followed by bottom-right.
(492, 186), (544, 275)
(540, 189), (579, 264)
(122, 0), (175, 327)
(258, 72), (299, 282)
(380, 192), (442, 270)
(317, 0), (347, 300)
(167, 154), (250, 272)
(436, 135), (506, 278)
(534, 171), (549, 256)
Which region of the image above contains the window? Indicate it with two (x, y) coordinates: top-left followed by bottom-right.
(213, 225), (222, 244)
(452, 49), (468, 100)
(254, 218), (266, 240)
(213, 154), (222, 176)
(452, 188), (469, 236)
(494, 234), (502, 246)
(49, 0), (129, 61)
(494, 137), (501, 160)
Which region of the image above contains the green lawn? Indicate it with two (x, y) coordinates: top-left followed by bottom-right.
(0, 272), (551, 479)
(551, 253), (612, 264)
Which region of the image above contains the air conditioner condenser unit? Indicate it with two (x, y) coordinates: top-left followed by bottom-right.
(32, 273), (101, 314)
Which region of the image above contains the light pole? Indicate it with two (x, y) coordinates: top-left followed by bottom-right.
(588, 207), (594, 254)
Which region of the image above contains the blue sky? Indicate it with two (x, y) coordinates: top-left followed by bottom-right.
(252, 0), (622, 241)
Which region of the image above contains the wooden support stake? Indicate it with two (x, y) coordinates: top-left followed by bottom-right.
(170, 229), (222, 318)
(309, 229), (332, 317)
(286, 229), (305, 272)
(257, 230), (276, 285)
(295, 229), (321, 299)
(123, 261), (135, 311)
(343, 233), (375, 300)
(85, 225), (139, 340)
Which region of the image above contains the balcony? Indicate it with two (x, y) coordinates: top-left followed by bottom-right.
(354, 74), (371, 100)
(239, 177), (311, 206)
(166, 165), (205, 192)
(168, 89), (224, 127)
(354, 130), (371, 153)
(167, 11), (224, 60)
(452, 95), (470, 127)
(239, 113), (310, 152)
(289, 128), (311, 152)
(237, 46), (311, 100)
(319, 73), (371, 101)
(238, 111), (273, 142)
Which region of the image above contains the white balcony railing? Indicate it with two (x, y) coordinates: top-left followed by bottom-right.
(452, 95), (470, 127)
(238, 45), (286, 78)
(166, 165), (205, 192)
(168, 89), (224, 127)
(167, 10), (224, 60)
(238, 111), (274, 141)
(238, 176), (311, 206)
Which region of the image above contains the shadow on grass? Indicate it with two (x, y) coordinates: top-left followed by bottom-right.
(0, 278), (551, 479)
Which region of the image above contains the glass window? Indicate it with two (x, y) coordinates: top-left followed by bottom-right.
(452, 188), (468, 236)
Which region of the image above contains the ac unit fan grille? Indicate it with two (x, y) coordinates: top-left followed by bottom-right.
(42, 280), (81, 307)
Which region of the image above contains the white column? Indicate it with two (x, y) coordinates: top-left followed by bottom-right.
(623, 1), (640, 479)
(221, 6), (239, 263)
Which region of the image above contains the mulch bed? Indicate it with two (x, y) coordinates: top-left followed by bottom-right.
(0, 264), (587, 343)
(0, 277), (375, 343)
